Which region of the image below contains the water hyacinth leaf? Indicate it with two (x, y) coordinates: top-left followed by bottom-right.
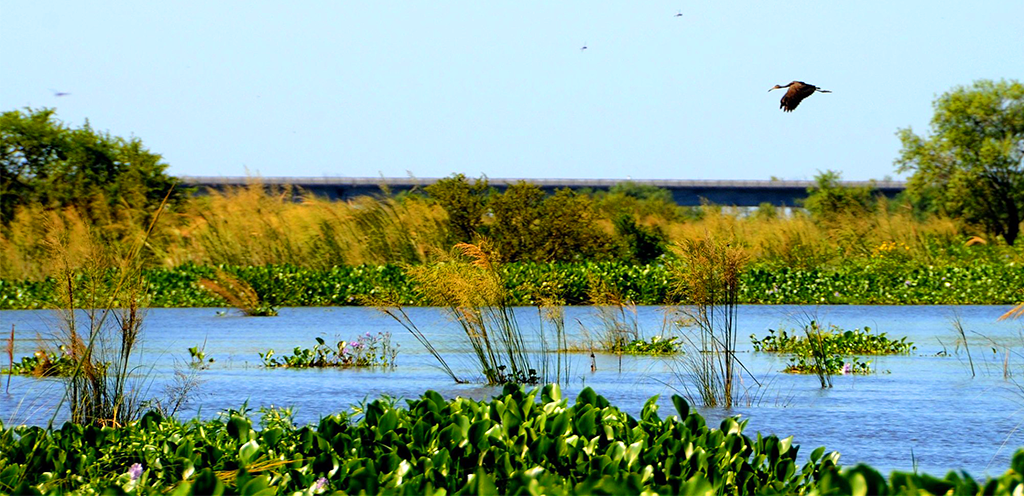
(190, 468), (224, 496)
(238, 439), (261, 466)
(641, 395), (661, 423)
(672, 395), (690, 420)
(576, 387), (598, 406)
(575, 408), (598, 438)
(810, 446), (825, 463)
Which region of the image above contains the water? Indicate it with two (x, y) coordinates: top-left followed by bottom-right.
(1, 305), (1022, 477)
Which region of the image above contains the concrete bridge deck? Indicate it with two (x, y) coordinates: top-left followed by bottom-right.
(179, 176), (905, 207)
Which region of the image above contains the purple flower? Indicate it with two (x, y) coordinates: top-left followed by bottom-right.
(314, 477), (328, 490)
(841, 363), (853, 375)
(128, 462), (143, 481)
(351, 341), (363, 349)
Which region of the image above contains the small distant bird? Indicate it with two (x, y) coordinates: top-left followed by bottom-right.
(50, 89), (71, 97)
(768, 81), (831, 112)
(674, 10), (683, 17)
(580, 42), (587, 51)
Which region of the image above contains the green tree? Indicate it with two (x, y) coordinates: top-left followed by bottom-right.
(535, 188), (615, 262)
(424, 173), (490, 245)
(0, 107), (181, 223)
(801, 170), (877, 222)
(613, 213), (667, 264)
(489, 181), (545, 262)
(895, 79), (1024, 245)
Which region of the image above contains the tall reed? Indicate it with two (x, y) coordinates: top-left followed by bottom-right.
(45, 188), (173, 427)
(671, 235), (747, 408)
(381, 242), (567, 385)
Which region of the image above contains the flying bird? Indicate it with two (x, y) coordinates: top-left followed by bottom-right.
(580, 42), (587, 51)
(768, 81), (831, 112)
(674, 10), (683, 17)
(50, 89), (71, 97)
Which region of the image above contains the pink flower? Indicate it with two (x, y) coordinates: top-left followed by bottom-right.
(841, 363), (853, 375)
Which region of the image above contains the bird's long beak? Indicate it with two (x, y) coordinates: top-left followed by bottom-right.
(767, 87), (776, 92)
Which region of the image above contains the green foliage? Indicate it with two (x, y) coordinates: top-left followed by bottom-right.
(487, 181), (546, 262)
(751, 322), (912, 377)
(259, 333), (398, 369)
(784, 355), (872, 376)
(751, 323), (915, 355)
(2, 256), (1022, 309)
(613, 213), (668, 264)
(0, 346), (83, 377)
(614, 335), (681, 355)
(896, 79), (1024, 245)
(0, 107), (183, 224)
(2, 386), (1022, 495)
(424, 173), (490, 244)
(0, 386), (838, 495)
(801, 170), (879, 222)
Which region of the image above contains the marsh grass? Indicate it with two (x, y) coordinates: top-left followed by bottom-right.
(804, 323), (834, 388)
(376, 242), (568, 385)
(35, 188), (176, 427)
(174, 181), (447, 268)
(3, 178), (1014, 283)
(951, 313), (976, 378)
(671, 235), (749, 408)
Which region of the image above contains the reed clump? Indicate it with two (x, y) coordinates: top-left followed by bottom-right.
(376, 242), (568, 385)
(671, 234), (748, 408)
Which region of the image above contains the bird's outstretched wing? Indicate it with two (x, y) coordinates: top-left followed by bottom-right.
(779, 83), (813, 112)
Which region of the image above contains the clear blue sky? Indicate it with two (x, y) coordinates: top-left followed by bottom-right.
(3, 1), (1022, 181)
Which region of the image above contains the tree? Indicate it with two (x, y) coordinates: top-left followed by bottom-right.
(488, 181), (545, 263)
(895, 79), (1024, 245)
(0, 107), (182, 224)
(424, 173), (490, 245)
(801, 170), (877, 222)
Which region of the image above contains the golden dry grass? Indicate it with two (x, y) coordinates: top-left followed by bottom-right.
(1, 181), (1014, 282)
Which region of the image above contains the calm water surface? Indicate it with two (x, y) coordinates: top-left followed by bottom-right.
(1, 305), (1022, 477)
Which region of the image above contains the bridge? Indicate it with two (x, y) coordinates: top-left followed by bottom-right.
(178, 176), (906, 207)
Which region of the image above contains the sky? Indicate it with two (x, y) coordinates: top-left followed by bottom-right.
(2, 2), (1022, 182)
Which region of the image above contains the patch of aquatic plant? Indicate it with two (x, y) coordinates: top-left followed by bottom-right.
(187, 345), (214, 370)
(612, 335), (682, 355)
(0, 346), (85, 378)
(784, 355), (872, 375)
(751, 322), (915, 356)
(259, 332), (397, 368)
(3, 384), (1024, 495)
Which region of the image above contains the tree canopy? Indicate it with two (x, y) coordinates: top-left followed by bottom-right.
(0, 107), (182, 224)
(895, 79), (1024, 245)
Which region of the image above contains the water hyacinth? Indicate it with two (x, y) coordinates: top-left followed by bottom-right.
(314, 477), (327, 491)
(128, 463), (143, 481)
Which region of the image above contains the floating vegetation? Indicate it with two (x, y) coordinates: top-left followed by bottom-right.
(611, 335), (681, 355)
(751, 322), (912, 378)
(751, 323), (915, 356)
(259, 333), (398, 369)
(2, 385), (1023, 495)
(0, 346), (84, 378)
